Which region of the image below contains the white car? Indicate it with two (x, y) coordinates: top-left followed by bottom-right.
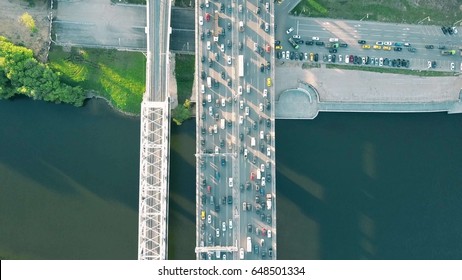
(207, 94), (211, 102)
(207, 41), (211, 50)
(286, 27), (294, 34)
(384, 41), (393, 46)
(199, 16), (203, 26)
(261, 176), (266, 186)
(452, 27), (458, 34)
(375, 41), (383, 45)
(263, 89), (267, 97)
(229, 219), (233, 229)
(282, 51), (286, 59)
(260, 130), (264, 139)
(220, 44), (224, 52)
(312, 36), (320, 41)
(265, 2), (269, 11)
(259, 103), (264, 111)
(222, 222), (226, 232)
(267, 230), (272, 238)
(239, 115), (244, 124)
(328, 37), (338, 42)
(460, 62), (462, 71)
(450, 62), (455, 71)
(227, 56), (232, 65)
(285, 50), (290, 60)
(228, 177), (233, 187)
(304, 52), (308, 60)
(221, 98), (226, 107)
(338, 55), (342, 62)
(240, 100), (244, 109)
(207, 215), (211, 224)
(253, 42), (258, 51)
(292, 34), (301, 39)
(345, 55), (349, 64)
(267, 147), (271, 157)
(245, 106), (249, 116)
(240, 248), (245, 259)
(379, 57), (383, 66)
(260, 164), (265, 172)
(238, 4), (242, 12)
(215, 146), (219, 154)
(244, 148), (248, 158)
(208, 106), (213, 116)
(238, 86), (243, 95)
(213, 124), (218, 133)
(427, 61), (432, 69)
(216, 228), (220, 237)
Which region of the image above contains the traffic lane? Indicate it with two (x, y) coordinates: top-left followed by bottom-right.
(170, 30), (195, 52)
(171, 7), (195, 30)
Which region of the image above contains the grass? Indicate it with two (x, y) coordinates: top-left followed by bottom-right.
(291, 0), (462, 25)
(175, 54), (195, 105)
(326, 63), (456, 77)
(48, 46), (146, 114)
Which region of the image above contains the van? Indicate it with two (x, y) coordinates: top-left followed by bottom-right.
(220, 119), (225, 129)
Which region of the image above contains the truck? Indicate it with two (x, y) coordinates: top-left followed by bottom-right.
(207, 77), (212, 88)
(238, 55), (244, 77)
(250, 137), (256, 147)
(441, 50), (456, 55)
(288, 37), (299, 50)
(266, 193), (272, 210)
(246, 237), (252, 252)
(239, 21), (244, 32)
(220, 119), (225, 129)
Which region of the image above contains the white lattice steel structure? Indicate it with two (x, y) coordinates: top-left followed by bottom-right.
(138, 0), (171, 260)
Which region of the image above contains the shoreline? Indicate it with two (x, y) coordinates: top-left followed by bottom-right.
(86, 91), (140, 118)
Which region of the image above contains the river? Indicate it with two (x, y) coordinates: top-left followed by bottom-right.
(0, 98), (461, 259)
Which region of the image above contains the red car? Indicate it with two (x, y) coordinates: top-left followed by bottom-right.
(207, 185), (211, 193)
(261, 228), (267, 236)
(266, 44), (271, 53)
(349, 55), (354, 63)
(205, 13), (211, 22)
(250, 172), (255, 181)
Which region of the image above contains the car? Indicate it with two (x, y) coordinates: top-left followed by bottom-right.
(404, 43), (411, 47)
(260, 163), (265, 172)
(259, 103), (264, 112)
(275, 45), (282, 50)
(438, 45), (446, 50)
(265, 2), (269, 11)
(263, 89), (268, 97)
(199, 16), (203, 26)
(349, 55), (354, 63)
(285, 50), (290, 59)
(247, 224), (252, 233)
(362, 44), (371, 49)
(206, 41), (211, 50)
(227, 56), (232, 65)
(327, 54), (332, 62)
(345, 55), (349, 64)
(239, 115), (244, 124)
(394, 47), (402, 51)
(286, 27), (294, 34)
(408, 47), (416, 52)
(207, 215), (211, 224)
(201, 210), (205, 220)
(315, 41), (324, 46)
(427, 60), (432, 69)
(238, 86), (243, 95)
(306, 40), (314, 45)
(215, 204), (220, 212)
(357, 40), (366, 44)
(339, 43), (348, 47)
(384, 41), (393, 46)
(379, 57), (383, 66)
(264, 22), (269, 32)
(215, 228), (220, 237)
(244, 148), (248, 159)
(373, 45), (381, 50)
(267, 147), (271, 157)
(425, 45), (434, 49)
(245, 106), (249, 116)
(383, 46), (392, 51)
(261, 177), (266, 186)
(312, 36), (320, 41)
(221, 222), (226, 232)
(460, 62), (462, 71)
(375, 41), (383, 45)
(282, 51), (286, 59)
(314, 53), (319, 62)
(292, 34), (301, 39)
(221, 156), (226, 166)
(309, 52), (314, 61)
(266, 61), (271, 70)
(452, 27), (458, 34)
(361, 56), (366, 64)
(450, 62), (455, 71)
(329, 37), (339, 42)
(442, 26), (448, 34)
(266, 78), (272, 87)
(260, 64), (265, 72)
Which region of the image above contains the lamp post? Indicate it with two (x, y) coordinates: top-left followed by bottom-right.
(360, 14), (368, 21)
(417, 16), (430, 24)
(453, 19), (462, 26)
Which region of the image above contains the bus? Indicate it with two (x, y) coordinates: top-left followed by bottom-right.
(238, 55), (244, 77)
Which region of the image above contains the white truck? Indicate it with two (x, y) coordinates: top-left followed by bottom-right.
(246, 237), (252, 252)
(220, 119), (225, 129)
(266, 193), (272, 210)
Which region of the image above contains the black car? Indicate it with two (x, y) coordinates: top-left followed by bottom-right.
(266, 174), (271, 183)
(306, 40), (314, 45)
(275, 40), (281, 46)
(268, 247), (273, 258)
(220, 3), (225, 12)
(256, 6), (261, 14)
(201, 128), (206, 134)
(314, 53), (319, 62)
(431, 61), (437, 68)
(339, 43), (348, 47)
(222, 196), (226, 205)
(247, 224), (252, 233)
(221, 71), (225, 79)
(227, 195), (232, 204)
(294, 52), (298, 60)
(239, 133), (244, 141)
(358, 40), (366, 44)
(202, 99), (206, 106)
(441, 26), (447, 34)
(299, 52), (304, 60)
(220, 139), (225, 148)
(331, 54), (336, 62)
(200, 32), (204, 40)
(227, 79), (231, 87)
(201, 194), (206, 205)
(299, 40), (304, 45)
(266, 118), (271, 127)
(425, 44), (434, 49)
(394, 47), (402, 51)
(201, 138), (205, 146)
(315, 41), (324, 46)
(447, 26), (453, 35)
(201, 71), (206, 79)
(289, 51), (294, 60)
(266, 61), (271, 70)
(221, 156), (226, 166)
(215, 204), (220, 212)
(260, 64), (265, 72)
(408, 47), (416, 53)
(438, 45), (446, 50)
(253, 122), (257, 130)
(266, 214), (272, 225)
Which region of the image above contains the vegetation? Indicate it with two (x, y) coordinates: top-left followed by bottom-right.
(19, 13), (37, 33)
(291, 0), (462, 25)
(0, 36), (85, 106)
(48, 46), (146, 114)
(326, 63), (456, 77)
(173, 54), (195, 125)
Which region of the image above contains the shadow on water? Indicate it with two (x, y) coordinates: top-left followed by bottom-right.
(276, 113), (462, 260)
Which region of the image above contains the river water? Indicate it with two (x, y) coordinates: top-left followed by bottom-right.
(1, 98), (461, 259)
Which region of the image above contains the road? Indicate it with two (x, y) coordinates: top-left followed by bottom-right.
(195, 0), (277, 260)
(170, 7), (195, 53)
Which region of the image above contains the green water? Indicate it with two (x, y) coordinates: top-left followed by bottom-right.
(1, 99), (462, 259)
